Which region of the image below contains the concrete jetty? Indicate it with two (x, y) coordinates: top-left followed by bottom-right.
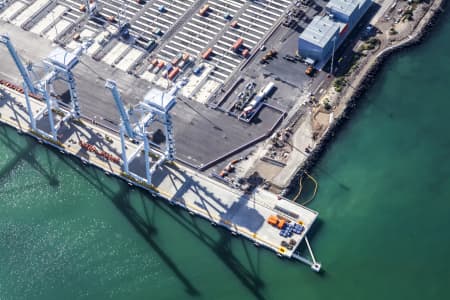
(0, 83), (320, 269)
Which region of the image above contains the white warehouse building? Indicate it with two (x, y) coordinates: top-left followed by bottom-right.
(298, 0), (372, 68)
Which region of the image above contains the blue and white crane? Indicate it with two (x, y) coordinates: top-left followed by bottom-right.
(0, 34), (90, 140)
(105, 80), (183, 185)
(0, 35), (36, 95)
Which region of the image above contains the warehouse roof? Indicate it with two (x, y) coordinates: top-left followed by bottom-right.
(299, 16), (340, 48)
(326, 0), (366, 18)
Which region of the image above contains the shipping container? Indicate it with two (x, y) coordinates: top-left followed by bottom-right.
(199, 4), (209, 16)
(151, 59), (158, 66)
(136, 37), (155, 50)
(165, 63), (173, 71)
(202, 48), (213, 59)
(193, 64), (205, 75)
(153, 27), (162, 35)
(179, 58), (192, 69)
(231, 38), (243, 51)
(168, 67), (180, 80)
(171, 53), (183, 65)
(157, 61), (165, 69)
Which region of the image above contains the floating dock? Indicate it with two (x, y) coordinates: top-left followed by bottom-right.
(0, 82), (321, 271)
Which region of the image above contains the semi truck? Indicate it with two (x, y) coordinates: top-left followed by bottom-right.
(240, 82), (275, 120)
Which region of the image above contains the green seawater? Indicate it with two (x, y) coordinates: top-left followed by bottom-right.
(1, 12), (450, 300)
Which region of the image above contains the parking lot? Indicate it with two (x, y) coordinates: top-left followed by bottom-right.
(131, 0), (197, 42)
(157, 0), (293, 84)
(0, 0), (81, 42)
(1, 0), (300, 85)
(97, 0), (141, 23)
(233, 0), (331, 106)
(0, 0), (331, 168)
(158, 0), (246, 82)
(209, 0), (292, 83)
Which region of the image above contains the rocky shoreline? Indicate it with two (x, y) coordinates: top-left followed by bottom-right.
(284, 0), (448, 196)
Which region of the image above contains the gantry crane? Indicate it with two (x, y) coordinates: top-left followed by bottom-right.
(105, 80), (184, 185)
(0, 34), (91, 140)
(0, 35), (36, 95)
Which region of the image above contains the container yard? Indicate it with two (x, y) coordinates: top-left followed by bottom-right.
(0, 0), (378, 270)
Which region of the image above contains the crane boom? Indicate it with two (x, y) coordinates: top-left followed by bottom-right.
(0, 34), (36, 94)
(104, 80), (135, 138)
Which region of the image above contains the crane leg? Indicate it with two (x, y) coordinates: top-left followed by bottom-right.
(143, 134), (152, 185)
(23, 83), (36, 131)
(42, 90), (57, 140)
(120, 126), (129, 174)
(66, 71), (81, 119)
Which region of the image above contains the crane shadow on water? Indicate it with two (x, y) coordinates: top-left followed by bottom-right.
(0, 126), (269, 298)
(51, 151), (267, 299)
(0, 126), (59, 187)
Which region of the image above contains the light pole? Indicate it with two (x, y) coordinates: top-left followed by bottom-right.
(330, 36), (337, 75)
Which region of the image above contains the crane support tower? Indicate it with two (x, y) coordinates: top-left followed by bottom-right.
(105, 80), (183, 185)
(0, 34), (91, 140)
(43, 42), (91, 120)
(0, 35), (36, 95)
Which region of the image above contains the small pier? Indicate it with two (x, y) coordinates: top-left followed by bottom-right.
(0, 84), (321, 271)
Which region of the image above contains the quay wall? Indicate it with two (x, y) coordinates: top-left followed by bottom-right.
(284, 0), (448, 194)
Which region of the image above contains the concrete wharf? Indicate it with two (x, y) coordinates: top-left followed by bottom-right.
(0, 83), (321, 271)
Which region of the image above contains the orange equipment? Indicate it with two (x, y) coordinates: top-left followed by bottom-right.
(268, 215), (278, 226)
(277, 219), (286, 229)
(305, 65), (315, 76)
(231, 38), (243, 51)
(202, 48), (213, 59)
